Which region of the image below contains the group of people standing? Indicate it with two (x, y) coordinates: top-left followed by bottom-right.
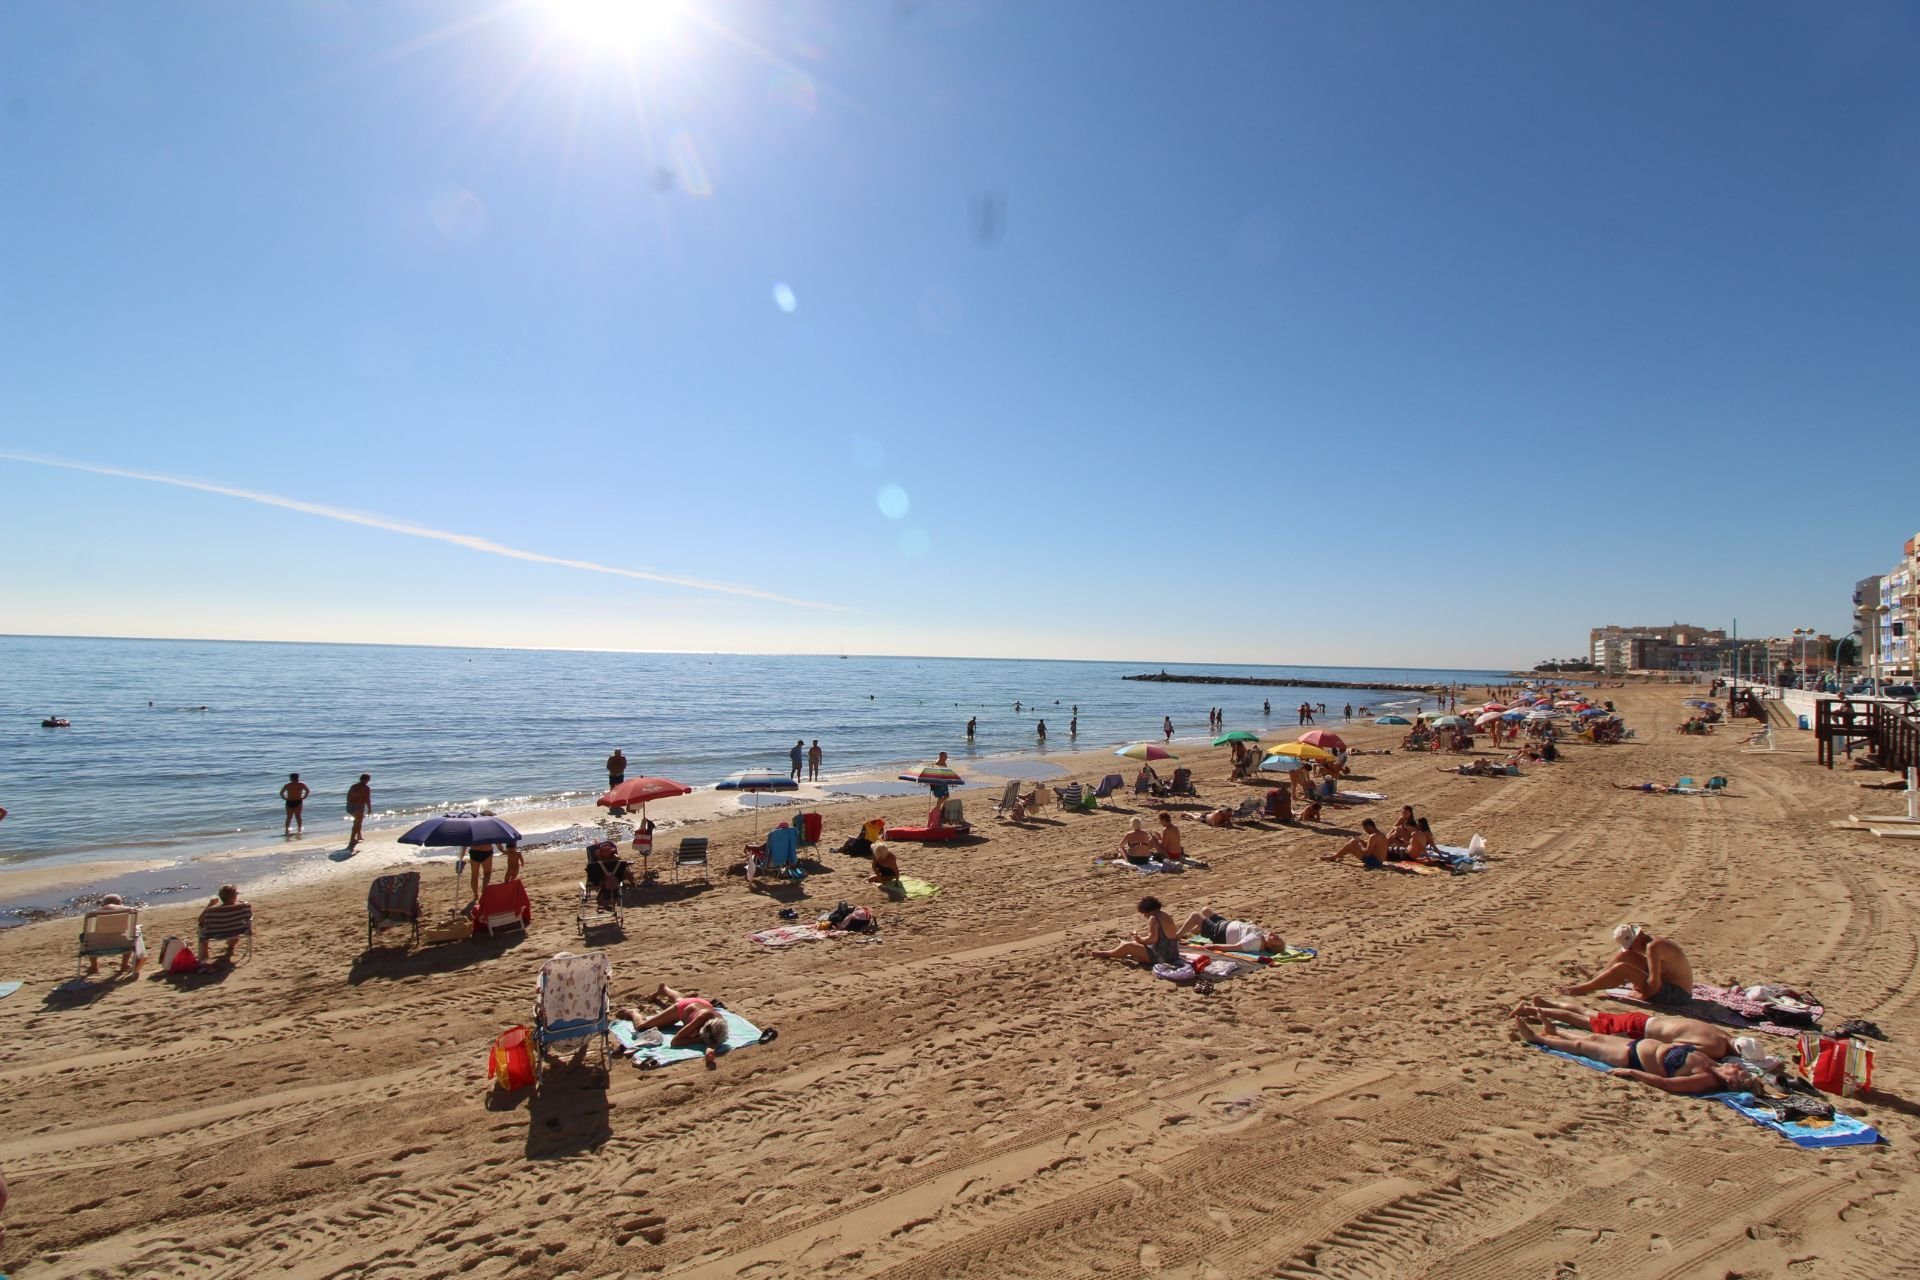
(275, 771), (375, 845)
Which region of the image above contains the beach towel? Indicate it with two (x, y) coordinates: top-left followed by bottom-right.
(1092, 857), (1185, 874)
(1181, 941), (1317, 966)
(0, 980), (20, 1000)
(888, 876), (939, 900)
(612, 1010), (768, 1069)
(1603, 983), (1823, 1039)
(748, 924), (878, 948)
(1326, 790), (1387, 803)
(1533, 1045), (1878, 1148)
(1428, 844), (1487, 872)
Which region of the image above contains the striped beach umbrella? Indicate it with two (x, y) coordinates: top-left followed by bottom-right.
(1116, 742), (1178, 761)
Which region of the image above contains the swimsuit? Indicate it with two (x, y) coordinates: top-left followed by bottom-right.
(875, 864), (899, 882)
(1200, 914), (1230, 944)
(469, 846), (494, 862)
(1145, 929), (1181, 967)
(669, 997), (713, 1024)
(1650, 981), (1690, 1006)
(1590, 1011), (1650, 1038)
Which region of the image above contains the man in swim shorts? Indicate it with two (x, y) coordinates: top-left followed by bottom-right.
(606, 748), (627, 788)
(1177, 907), (1284, 955)
(279, 772), (310, 835)
(1511, 1013), (1756, 1096)
(1512, 995), (1734, 1059)
(1321, 818), (1388, 868)
(345, 774), (372, 845)
(1558, 923), (1694, 1005)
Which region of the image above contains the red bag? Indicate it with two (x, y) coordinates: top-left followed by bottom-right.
(801, 812), (823, 845)
(1808, 1037), (1847, 1095)
(487, 1026), (534, 1091)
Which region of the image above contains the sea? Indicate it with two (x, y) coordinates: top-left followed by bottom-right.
(0, 635), (1508, 893)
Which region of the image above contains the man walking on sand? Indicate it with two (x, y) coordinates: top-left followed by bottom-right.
(607, 748), (628, 788)
(346, 774), (372, 846)
(808, 739), (822, 782)
(279, 773), (310, 835)
(790, 739), (805, 782)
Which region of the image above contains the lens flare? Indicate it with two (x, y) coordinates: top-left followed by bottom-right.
(876, 485), (910, 520)
(772, 282), (797, 313)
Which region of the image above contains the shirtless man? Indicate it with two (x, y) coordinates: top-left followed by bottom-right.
(345, 774), (372, 845)
(623, 985), (729, 1067)
(1513, 994), (1734, 1059)
(607, 748), (628, 788)
(1322, 818), (1388, 867)
(1153, 812), (1184, 861)
(1178, 907), (1284, 955)
(279, 772), (310, 835)
(1559, 923), (1694, 1005)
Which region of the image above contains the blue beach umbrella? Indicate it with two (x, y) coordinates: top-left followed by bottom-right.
(1258, 754), (1308, 772)
(1374, 715), (1411, 725)
(1501, 710), (1528, 721)
(717, 769), (801, 834)
(398, 813), (523, 848)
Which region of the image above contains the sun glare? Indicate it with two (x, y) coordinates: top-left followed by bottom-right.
(546, 0), (680, 52)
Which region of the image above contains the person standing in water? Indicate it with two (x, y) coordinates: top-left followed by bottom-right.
(1163, 715), (1174, 743)
(345, 774), (372, 846)
(1069, 715), (1078, 738)
(966, 716), (976, 740)
(789, 739), (805, 782)
(808, 739), (823, 782)
(279, 773), (310, 836)
(1036, 719), (1047, 744)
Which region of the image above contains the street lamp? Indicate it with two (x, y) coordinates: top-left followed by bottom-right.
(1792, 627), (1812, 689)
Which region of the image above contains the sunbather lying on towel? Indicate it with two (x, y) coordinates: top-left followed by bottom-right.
(1086, 896), (1181, 968)
(1187, 807), (1235, 828)
(1613, 781), (1681, 794)
(1514, 995), (1735, 1058)
(1512, 1013), (1758, 1095)
(624, 985), (728, 1067)
(1559, 923), (1693, 1005)
(1177, 908), (1283, 955)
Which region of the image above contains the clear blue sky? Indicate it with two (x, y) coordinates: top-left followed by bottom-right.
(3, 1), (1916, 666)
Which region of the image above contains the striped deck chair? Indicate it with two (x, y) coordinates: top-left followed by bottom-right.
(992, 779), (1022, 817)
(367, 872), (422, 950)
(1054, 782), (1085, 811)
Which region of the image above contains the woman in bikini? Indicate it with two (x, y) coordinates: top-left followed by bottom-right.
(625, 985), (729, 1066)
(1512, 1013), (1756, 1095)
(1087, 896), (1181, 968)
(1116, 818), (1158, 865)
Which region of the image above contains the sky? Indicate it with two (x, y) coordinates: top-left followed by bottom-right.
(2, 0), (1917, 668)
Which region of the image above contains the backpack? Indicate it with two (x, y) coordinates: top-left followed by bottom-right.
(825, 902), (855, 928)
(486, 1026), (534, 1092)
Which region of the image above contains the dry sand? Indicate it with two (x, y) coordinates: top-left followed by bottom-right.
(2, 682), (1916, 1278)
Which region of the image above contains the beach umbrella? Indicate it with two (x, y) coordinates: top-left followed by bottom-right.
(1527, 710), (1558, 721)
(399, 813), (523, 848)
(1298, 729), (1347, 752)
(1430, 716), (1468, 729)
(1258, 754), (1308, 772)
(1374, 715), (1411, 725)
(596, 776), (693, 810)
(1501, 709), (1528, 721)
(1474, 711), (1503, 727)
(1211, 730), (1261, 746)
(1115, 743), (1178, 761)
(1480, 702), (1508, 712)
(717, 769), (800, 835)
(899, 763), (966, 789)
(1265, 741), (1335, 762)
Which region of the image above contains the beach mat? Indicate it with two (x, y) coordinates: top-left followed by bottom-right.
(1430, 844), (1487, 872)
(0, 981), (21, 1000)
(1327, 790), (1386, 803)
(1534, 1045), (1878, 1148)
(1603, 983), (1822, 1039)
(612, 1010), (766, 1069)
(888, 876), (940, 900)
(1093, 857), (1187, 874)
(748, 923), (878, 948)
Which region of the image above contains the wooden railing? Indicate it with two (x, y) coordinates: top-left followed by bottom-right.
(1816, 697), (1920, 770)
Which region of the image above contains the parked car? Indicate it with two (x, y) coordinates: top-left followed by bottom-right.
(1882, 684), (1918, 701)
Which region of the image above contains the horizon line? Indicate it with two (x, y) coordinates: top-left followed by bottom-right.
(0, 631), (1525, 675)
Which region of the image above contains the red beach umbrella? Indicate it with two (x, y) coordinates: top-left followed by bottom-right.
(597, 776), (693, 809)
(1298, 730), (1347, 752)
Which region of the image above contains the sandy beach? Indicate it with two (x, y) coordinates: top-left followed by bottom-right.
(2, 680), (1915, 1278)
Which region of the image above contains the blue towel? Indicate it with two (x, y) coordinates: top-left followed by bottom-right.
(612, 1010), (764, 1068)
(1534, 1045), (1879, 1148)
(0, 980), (20, 1000)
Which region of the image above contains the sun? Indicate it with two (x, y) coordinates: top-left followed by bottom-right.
(545, 0), (681, 53)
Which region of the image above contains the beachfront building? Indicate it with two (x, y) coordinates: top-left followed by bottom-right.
(1853, 576), (1883, 686)
(1879, 535), (1918, 683)
(1588, 623), (1727, 675)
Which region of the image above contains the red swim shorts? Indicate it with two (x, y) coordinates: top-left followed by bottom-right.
(1590, 1012), (1651, 1038)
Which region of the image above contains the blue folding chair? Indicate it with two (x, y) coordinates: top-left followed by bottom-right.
(532, 951), (612, 1084)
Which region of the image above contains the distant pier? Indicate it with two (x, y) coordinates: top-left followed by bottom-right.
(1124, 672), (1445, 693)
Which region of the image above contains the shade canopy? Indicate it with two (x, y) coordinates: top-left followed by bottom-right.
(716, 771), (799, 792)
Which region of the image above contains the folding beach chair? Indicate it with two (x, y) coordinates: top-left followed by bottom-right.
(1229, 796), (1262, 822)
(1169, 768), (1199, 797)
(748, 825), (804, 882)
(992, 779), (1022, 817)
(674, 836), (711, 885)
(1091, 774), (1124, 804)
(940, 797), (970, 831)
(474, 880), (531, 938)
(76, 907), (143, 979)
(532, 951), (613, 1083)
(1054, 782), (1085, 811)
(197, 902), (255, 964)
(367, 872), (422, 950)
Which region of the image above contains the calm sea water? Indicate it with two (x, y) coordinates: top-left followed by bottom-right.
(0, 636), (1505, 868)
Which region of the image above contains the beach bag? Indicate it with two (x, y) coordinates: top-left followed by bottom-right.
(487, 1026), (534, 1092)
(801, 812), (823, 845)
(825, 902), (855, 929)
(842, 906), (875, 933)
(160, 936), (198, 974)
